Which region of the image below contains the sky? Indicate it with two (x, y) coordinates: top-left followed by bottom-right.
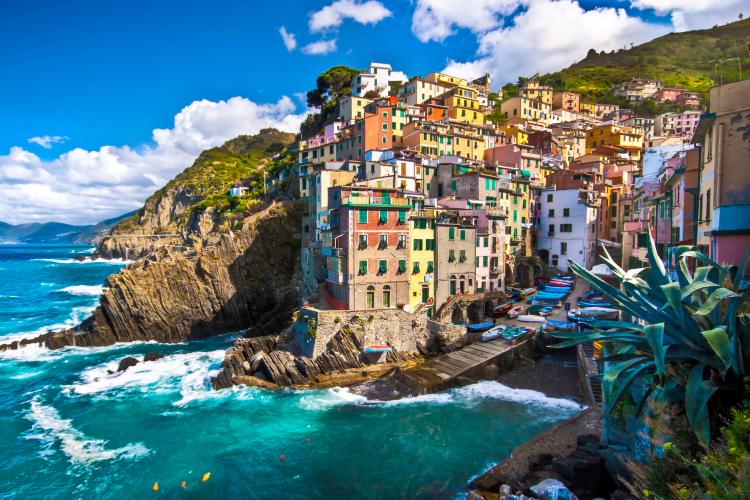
(0, 0), (745, 225)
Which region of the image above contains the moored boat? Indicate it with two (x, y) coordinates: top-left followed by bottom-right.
(493, 303), (513, 317)
(518, 314), (546, 323)
(539, 306), (555, 316)
(365, 345), (393, 352)
(467, 321), (495, 332)
(482, 324), (507, 342)
(508, 306), (524, 318)
(503, 326), (530, 339)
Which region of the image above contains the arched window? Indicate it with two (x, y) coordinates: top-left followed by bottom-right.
(304, 225), (309, 233)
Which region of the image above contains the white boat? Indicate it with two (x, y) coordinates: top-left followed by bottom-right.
(579, 307), (619, 313)
(518, 314), (547, 323)
(508, 306), (524, 318)
(482, 324), (507, 342)
(539, 307), (555, 316)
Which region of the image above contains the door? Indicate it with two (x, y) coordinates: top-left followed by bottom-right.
(421, 286), (429, 303)
(450, 280), (456, 295)
(438, 184), (443, 197)
(460, 281), (465, 294)
(367, 292), (374, 309)
(383, 291), (391, 308)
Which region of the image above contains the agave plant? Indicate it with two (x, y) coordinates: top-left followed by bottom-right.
(553, 227), (750, 446)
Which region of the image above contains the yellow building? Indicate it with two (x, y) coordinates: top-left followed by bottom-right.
(498, 123), (529, 145)
(500, 97), (551, 126)
(409, 211), (437, 315)
(442, 86), (485, 124)
(518, 81), (553, 105)
(403, 121), (486, 160)
(425, 72), (468, 88)
(585, 124), (644, 161)
(338, 96), (374, 121)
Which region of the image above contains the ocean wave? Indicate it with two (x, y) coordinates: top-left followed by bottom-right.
(24, 397), (150, 466)
(58, 285), (107, 296)
(297, 382), (582, 412)
(35, 258), (132, 265)
(67, 349), (226, 406)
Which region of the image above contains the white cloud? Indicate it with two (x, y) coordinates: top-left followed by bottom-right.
(300, 38), (338, 55)
(0, 97), (310, 225)
(631, 0), (746, 31)
(309, 0), (392, 32)
(28, 135), (70, 149)
(412, 0), (521, 43)
(279, 26), (298, 51)
(426, 0), (669, 86)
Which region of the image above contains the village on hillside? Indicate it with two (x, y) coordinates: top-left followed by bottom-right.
(234, 62), (749, 321)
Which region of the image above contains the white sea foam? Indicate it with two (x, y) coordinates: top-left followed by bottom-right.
(454, 381), (584, 411)
(58, 285), (107, 296)
(67, 349), (226, 407)
(35, 258), (132, 265)
(25, 397), (149, 466)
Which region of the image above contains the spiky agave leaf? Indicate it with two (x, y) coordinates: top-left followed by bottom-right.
(685, 364), (719, 447)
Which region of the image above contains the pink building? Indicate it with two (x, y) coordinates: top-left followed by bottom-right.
(654, 88), (685, 102)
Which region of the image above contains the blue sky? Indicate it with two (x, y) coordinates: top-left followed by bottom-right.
(0, 0), (743, 224)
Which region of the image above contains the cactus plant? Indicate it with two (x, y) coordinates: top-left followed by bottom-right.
(553, 227), (750, 445)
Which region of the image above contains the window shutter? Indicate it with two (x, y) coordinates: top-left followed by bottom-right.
(379, 260), (388, 273)
(359, 261), (368, 274)
(359, 210), (368, 223)
(449, 227), (455, 240)
(398, 260), (407, 273)
(413, 261), (420, 273)
(427, 261), (434, 272)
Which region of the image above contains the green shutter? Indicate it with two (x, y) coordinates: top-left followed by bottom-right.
(359, 210), (368, 223)
(359, 260), (368, 274)
(427, 261), (434, 272)
(414, 239), (420, 251)
(492, 179), (497, 190)
(483, 256), (488, 267)
(449, 227), (455, 240)
(414, 219), (419, 228)
(449, 249), (455, 261)
(398, 211), (406, 223)
(451, 180), (457, 190)
(380, 210), (388, 223)
(398, 260), (407, 273)
(513, 210), (518, 222)
(460, 230), (466, 240)
(419, 219), (427, 229)
(379, 260), (388, 273)
(484, 237), (489, 247)
(485, 178), (490, 189)
(413, 261), (420, 273)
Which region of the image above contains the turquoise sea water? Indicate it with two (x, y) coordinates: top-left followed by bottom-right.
(0, 245), (583, 499)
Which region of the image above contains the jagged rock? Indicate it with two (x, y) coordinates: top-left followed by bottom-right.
(232, 375), (279, 391)
(118, 357), (139, 372)
(499, 485), (512, 499)
(531, 479), (578, 500)
(2, 201), (305, 352)
(253, 371), (267, 381)
(144, 352), (165, 362)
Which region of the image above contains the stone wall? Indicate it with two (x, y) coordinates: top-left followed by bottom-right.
(296, 306), (433, 359)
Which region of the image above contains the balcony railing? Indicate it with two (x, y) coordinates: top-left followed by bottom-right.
(343, 196), (411, 206)
(490, 267), (500, 274)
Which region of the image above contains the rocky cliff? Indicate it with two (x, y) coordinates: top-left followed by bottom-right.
(1, 129), (304, 351)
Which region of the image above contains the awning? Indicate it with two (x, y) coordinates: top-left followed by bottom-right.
(520, 170), (531, 176)
(692, 113), (716, 144)
(468, 199), (486, 205)
(598, 239), (622, 248)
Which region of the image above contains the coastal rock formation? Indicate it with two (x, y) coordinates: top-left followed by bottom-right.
(1, 201), (305, 351)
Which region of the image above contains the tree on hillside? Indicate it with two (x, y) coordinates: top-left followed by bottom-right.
(306, 66), (361, 109)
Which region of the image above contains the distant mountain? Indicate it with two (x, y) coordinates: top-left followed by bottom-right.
(538, 18), (750, 102)
(0, 210), (138, 245)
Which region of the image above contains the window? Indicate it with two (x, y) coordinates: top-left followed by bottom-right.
(398, 234), (407, 249)
(427, 261), (434, 273)
(563, 208), (570, 217)
(382, 137), (387, 144)
(398, 260), (407, 274)
(611, 221), (617, 229)
(418, 219), (427, 230)
(561, 242), (567, 255)
(483, 256), (488, 267)
(359, 234), (368, 249)
(359, 260), (368, 275)
(383, 111), (388, 117)
(611, 207), (617, 217)
(513, 210), (518, 222)
(379, 234), (388, 249)
(484, 237), (489, 247)
(412, 261), (421, 274)
(560, 224), (573, 232)
(706, 189), (712, 220)
(413, 239), (423, 251)
(549, 224), (555, 234)
(426, 239), (435, 251)
(449, 227), (455, 240)
(547, 193), (554, 202)
(460, 229), (466, 240)
(383, 123), (388, 131)
(459, 250), (467, 262)
(398, 211), (407, 224)
(358, 122), (362, 130)
(379, 210), (388, 223)
(449, 249), (456, 262)
(451, 180), (457, 191)
(549, 209), (555, 217)
(379, 260), (388, 274)
(359, 210), (368, 223)
(426, 183), (431, 191)
(383, 290), (391, 307)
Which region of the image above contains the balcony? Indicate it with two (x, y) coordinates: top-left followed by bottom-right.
(490, 267), (501, 274)
(343, 196), (412, 206)
(321, 247), (343, 257)
(327, 272), (348, 284)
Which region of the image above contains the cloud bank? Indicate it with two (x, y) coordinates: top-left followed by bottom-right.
(309, 0), (392, 32)
(1, 97), (309, 225)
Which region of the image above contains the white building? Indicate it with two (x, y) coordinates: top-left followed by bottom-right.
(610, 78), (663, 101)
(351, 63), (406, 98)
(537, 188), (598, 272)
(398, 77), (450, 106)
(622, 117), (654, 139)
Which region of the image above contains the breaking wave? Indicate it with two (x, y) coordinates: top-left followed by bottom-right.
(24, 397), (150, 466)
(59, 285), (107, 296)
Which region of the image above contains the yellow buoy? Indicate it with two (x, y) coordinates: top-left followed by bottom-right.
(202, 473), (211, 482)
(153, 482), (159, 491)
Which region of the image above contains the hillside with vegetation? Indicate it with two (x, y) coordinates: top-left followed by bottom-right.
(111, 128), (298, 237)
(509, 18), (750, 112)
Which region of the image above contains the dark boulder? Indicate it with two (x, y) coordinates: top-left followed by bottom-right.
(144, 352), (165, 362)
(117, 357), (139, 372)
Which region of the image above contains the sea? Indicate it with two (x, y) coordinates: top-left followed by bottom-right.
(0, 245), (584, 499)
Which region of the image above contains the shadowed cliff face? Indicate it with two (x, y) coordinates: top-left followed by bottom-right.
(3, 201), (305, 350)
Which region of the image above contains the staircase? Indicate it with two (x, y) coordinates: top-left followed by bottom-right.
(577, 342), (603, 406)
(316, 284), (332, 310)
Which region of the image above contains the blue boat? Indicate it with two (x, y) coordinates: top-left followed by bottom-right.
(467, 322), (495, 332)
(503, 327), (530, 339)
(536, 292), (567, 299)
(583, 291), (602, 299)
(579, 300), (613, 308)
(547, 319), (575, 329)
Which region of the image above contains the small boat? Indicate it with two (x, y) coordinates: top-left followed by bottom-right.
(530, 300), (562, 307)
(583, 291), (602, 299)
(555, 276), (575, 281)
(482, 324), (507, 342)
(547, 319), (575, 329)
(365, 345), (393, 352)
(567, 311), (600, 323)
(540, 306), (555, 316)
(518, 314), (546, 323)
(494, 303), (513, 317)
(579, 307), (619, 314)
(579, 301), (613, 308)
(508, 306), (524, 318)
(503, 327), (530, 339)
(506, 287), (524, 296)
(523, 287), (537, 297)
(536, 293), (567, 299)
(467, 322), (495, 333)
